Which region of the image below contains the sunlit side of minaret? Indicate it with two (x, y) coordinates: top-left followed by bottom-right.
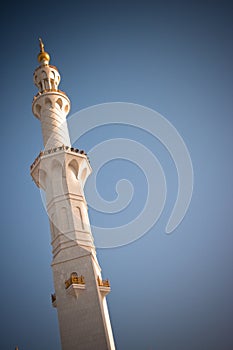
(30, 39), (115, 350)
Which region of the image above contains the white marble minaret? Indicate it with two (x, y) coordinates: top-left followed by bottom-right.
(30, 39), (115, 350)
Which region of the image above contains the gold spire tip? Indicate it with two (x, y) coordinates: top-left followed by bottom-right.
(37, 38), (50, 64)
(39, 38), (45, 52)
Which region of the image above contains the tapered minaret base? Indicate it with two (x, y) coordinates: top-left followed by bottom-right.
(31, 146), (115, 350)
(52, 246), (114, 350)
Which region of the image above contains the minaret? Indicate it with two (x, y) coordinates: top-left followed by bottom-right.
(30, 39), (115, 350)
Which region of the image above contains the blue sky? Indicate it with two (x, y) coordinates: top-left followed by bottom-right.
(1, 1), (233, 349)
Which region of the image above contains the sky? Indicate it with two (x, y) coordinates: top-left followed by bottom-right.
(1, 0), (233, 349)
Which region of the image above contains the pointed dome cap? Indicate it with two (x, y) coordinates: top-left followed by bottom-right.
(37, 38), (50, 64)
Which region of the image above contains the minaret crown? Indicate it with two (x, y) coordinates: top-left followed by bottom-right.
(33, 38), (61, 94)
(32, 39), (71, 148)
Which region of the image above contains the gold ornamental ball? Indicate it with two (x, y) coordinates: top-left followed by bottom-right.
(37, 51), (50, 63)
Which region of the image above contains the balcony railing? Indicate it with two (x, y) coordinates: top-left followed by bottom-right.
(30, 145), (88, 171)
(65, 272), (85, 289)
(97, 276), (110, 287)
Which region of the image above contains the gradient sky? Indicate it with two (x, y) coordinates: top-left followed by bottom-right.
(1, 1), (233, 349)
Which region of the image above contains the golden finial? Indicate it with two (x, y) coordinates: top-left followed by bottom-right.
(37, 38), (50, 64)
(39, 38), (45, 52)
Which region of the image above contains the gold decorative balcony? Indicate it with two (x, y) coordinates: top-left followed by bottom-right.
(97, 276), (111, 296)
(97, 276), (110, 287)
(65, 272), (85, 298)
(65, 272), (85, 289)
